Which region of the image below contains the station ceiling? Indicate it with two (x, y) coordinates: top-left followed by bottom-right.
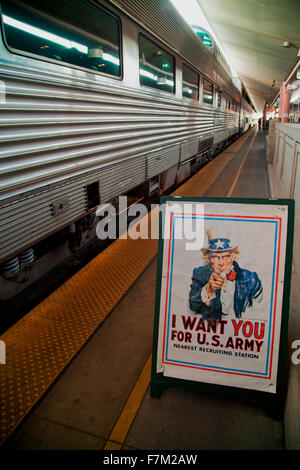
(196, 0), (300, 113)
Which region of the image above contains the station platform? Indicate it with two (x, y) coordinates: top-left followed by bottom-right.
(1, 128), (298, 451)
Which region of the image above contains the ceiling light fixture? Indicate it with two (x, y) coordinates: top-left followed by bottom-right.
(282, 41), (300, 56)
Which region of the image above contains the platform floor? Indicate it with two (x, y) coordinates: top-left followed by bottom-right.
(1, 129), (288, 450)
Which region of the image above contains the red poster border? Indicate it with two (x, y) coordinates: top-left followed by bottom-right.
(161, 212), (282, 380)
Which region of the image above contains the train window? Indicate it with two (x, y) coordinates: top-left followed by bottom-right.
(217, 92), (222, 107)
(139, 35), (175, 93)
(182, 64), (199, 100)
(191, 25), (213, 48)
(203, 78), (213, 105)
(1, 0), (121, 77)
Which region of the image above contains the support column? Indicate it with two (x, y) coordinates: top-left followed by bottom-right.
(279, 81), (290, 122)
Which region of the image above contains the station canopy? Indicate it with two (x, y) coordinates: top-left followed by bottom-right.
(196, 0), (300, 113)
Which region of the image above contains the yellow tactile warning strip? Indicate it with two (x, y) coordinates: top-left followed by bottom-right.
(0, 129), (255, 446)
(0, 239), (158, 445)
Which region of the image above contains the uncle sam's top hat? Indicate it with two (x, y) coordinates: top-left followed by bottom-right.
(201, 229), (238, 256)
(208, 238), (233, 252)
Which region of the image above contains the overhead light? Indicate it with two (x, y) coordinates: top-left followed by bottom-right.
(157, 77), (168, 85)
(282, 41), (300, 55)
(140, 69), (158, 81)
(157, 77), (174, 86)
(103, 53), (119, 65)
(183, 86), (193, 94)
(88, 47), (103, 59)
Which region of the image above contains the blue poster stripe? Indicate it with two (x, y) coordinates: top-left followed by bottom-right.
(164, 214), (279, 377)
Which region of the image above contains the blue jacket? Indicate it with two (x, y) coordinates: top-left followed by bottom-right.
(189, 261), (262, 319)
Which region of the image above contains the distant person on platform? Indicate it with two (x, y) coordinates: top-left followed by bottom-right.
(189, 232), (262, 319)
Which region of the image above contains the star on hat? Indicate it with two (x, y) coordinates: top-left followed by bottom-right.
(214, 239), (225, 249)
(201, 230), (239, 257)
(209, 238), (232, 252)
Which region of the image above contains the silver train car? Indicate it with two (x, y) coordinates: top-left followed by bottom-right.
(0, 0), (255, 296)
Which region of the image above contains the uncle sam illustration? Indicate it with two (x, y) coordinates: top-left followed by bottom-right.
(189, 230), (263, 319)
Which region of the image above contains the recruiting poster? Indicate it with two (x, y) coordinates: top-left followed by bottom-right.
(153, 197), (293, 395)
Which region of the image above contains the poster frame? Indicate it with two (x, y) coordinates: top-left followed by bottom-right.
(150, 196), (294, 412)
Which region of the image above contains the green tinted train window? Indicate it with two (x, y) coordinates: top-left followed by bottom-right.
(1, 0), (121, 77)
(191, 26), (213, 48)
(139, 35), (175, 93)
(182, 64), (199, 100)
(203, 78), (213, 104)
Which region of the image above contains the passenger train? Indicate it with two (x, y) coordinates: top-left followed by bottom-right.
(0, 0), (255, 298)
